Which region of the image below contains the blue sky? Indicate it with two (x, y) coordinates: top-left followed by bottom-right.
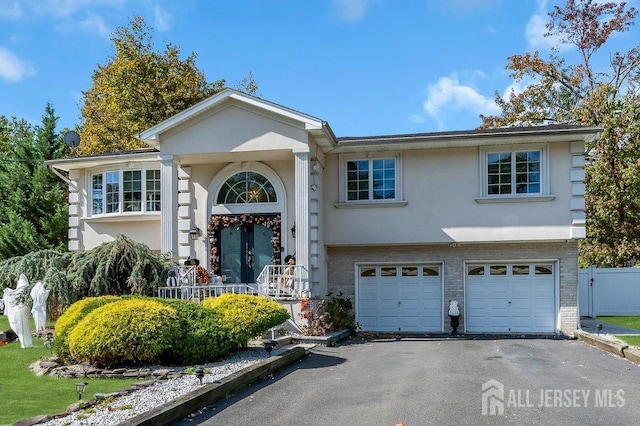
(1, 0), (638, 138)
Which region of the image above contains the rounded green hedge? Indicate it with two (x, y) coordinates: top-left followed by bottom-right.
(67, 299), (179, 367)
(202, 294), (290, 347)
(156, 299), (235, 365)
(53, 295), (121, 362)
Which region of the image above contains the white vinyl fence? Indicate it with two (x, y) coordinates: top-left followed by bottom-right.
(579, 266), (640, 317)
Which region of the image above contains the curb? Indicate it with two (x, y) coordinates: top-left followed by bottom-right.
(291, 329), (351, 346)
(574, 329), (640, 364)
(120, 345), (310, 426)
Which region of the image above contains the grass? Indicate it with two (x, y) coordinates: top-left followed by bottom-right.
(617, 335), (640, 347)
(0, 315), (141, 425)
(595, 316), (640, 348)
(596, 316), (640, 330)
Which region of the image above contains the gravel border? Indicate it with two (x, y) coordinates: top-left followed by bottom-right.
(37, 349), (271, 426)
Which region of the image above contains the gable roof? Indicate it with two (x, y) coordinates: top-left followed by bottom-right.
(137, 88), (338, 151)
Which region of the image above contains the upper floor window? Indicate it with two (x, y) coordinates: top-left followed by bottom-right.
(347, 158), (396, 201)
(481, 146), (548, 199)
(91, 168), (160, 216)
(217, 171), (277, 204)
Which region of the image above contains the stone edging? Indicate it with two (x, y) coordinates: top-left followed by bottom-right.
(30, 358), (186, 380)
(574, 329), (640, 365)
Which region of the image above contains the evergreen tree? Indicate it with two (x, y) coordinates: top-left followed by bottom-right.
(0, 104), (68, 259)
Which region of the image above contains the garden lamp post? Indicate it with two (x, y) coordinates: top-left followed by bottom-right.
(195, 366), (204, 385)
(264, 340), (277, 357)
(44, 332), (53, 355)
(75, 382), (87, 400)
(82, 362), (90, 378)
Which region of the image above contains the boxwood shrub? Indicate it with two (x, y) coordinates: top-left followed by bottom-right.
(202, 294), (289, 347)
(67, 299), (179, 367)
(155, 298), (235, 365)
(53, 295), (121, 363)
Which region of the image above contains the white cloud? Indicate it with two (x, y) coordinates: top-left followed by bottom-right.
(0, 47), (35, 82)
(525, 0), (568, 51)
(333, 0), (376, 22)
(422, 73), (500, 130)
(0, 0), (22, 19)
(154, 6), (171, 31)
(78, 13), (110, 37)
(28, 0), (124, 19)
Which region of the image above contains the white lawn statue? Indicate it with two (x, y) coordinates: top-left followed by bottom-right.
(2, 274), (34, 348)
(30, 281), (50, 334)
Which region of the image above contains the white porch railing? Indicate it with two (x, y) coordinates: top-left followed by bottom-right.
(157, 264), (308, 302)
(255, 264), (309, 298)
(158, 283), (257, 303)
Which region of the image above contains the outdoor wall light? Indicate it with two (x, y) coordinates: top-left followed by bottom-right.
(75, 382), (87, 400)
(195, 366), (205, 385)
(189, 224), (201, 240)
(290, 224), (296, 239)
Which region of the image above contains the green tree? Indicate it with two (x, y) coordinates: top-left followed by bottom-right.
(480, 0), (640, 267)
(79, 15), (257, 155)
(0, 104), (69, 259)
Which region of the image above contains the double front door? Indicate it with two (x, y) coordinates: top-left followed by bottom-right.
(220, 222), (274, 284)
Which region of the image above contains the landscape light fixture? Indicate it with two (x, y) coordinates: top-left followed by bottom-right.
(195, 366), (205, 385)
(264, 340), (277, 357)
(75, 382), (87, 400)
(82, 362), (90, 378)
(44, 332), (53, 355)
(596, 323), (603, 336)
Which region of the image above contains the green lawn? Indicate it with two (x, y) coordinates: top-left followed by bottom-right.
(596, 316), (640, 348)
(0, 315), (141, 425)
(596, 316), (640, 330)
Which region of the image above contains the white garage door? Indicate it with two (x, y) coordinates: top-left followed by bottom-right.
(466, 263), (556, 333)
(357, 265), (442, 332)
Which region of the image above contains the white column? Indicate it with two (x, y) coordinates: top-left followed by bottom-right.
(160, 155), (178, 257)
(294, 151), (310, 293)
(67, 170), (81, 251)
(177, 166), (193, 262)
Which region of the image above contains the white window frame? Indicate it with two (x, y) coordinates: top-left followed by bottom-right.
(477, 144), (554, 203)
(336, 152), (406, 208)
(89, 165), (161, 218)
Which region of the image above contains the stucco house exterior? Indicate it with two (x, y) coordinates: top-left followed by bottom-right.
(47, 89), (600, 336)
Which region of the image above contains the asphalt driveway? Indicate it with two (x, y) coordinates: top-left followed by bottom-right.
(178, 337), (640, 426)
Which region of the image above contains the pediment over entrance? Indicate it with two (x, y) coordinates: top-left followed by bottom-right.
(137, 89), (337, 156)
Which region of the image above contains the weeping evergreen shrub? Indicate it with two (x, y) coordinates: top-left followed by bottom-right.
(0, 234), (173, 319)
(67, 298), (179, 367)
(202, 294), (290, 348)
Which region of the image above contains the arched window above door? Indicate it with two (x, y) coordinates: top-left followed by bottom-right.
(216, 172), (277, 204)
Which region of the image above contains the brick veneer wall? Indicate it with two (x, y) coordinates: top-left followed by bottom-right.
(327, 241), (579, 335)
